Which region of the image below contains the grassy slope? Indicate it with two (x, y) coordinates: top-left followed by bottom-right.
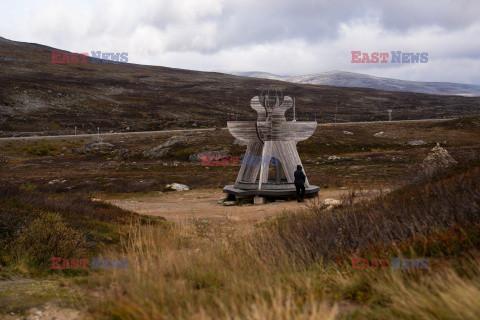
(1, 116), (480, 194)
(0, 116), (479, 318)
(0, 183), (167, 316)
(88, 162), (480, 319)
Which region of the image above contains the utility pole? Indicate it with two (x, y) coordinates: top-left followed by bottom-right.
(388, 109), (393, 121)
(74, 126), (77, 135)
(97, 127), (100, 141)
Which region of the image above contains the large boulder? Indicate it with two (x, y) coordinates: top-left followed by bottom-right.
(142, 146), (170, 158)
(421, 143), (457, 176)
(163, 183), (189, 191)
(83, 141), (114, 153)
(142, 136), (186, 158)
(408, 140), (427, 146)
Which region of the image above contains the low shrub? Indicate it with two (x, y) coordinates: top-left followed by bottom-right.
(13, 212), (86, 271)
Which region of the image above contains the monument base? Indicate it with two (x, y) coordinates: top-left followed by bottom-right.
(223, 184), (320, 198)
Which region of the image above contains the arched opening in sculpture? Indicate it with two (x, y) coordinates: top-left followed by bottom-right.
(267, 157), (286, 183)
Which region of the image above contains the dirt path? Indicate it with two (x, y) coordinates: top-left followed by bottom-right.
(106, 188), (376, 226)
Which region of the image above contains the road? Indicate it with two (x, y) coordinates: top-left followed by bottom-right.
(0, 118), (454, 141)
(0, 127), (224, 141)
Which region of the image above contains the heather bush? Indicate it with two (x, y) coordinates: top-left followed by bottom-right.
(253, 167), (480, 264)
(13, 212), (86, 270)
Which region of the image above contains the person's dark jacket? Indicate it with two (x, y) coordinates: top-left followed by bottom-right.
(294, 165), (306, 186)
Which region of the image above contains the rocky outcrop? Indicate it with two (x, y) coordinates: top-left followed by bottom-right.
(408, 140), (427, 146)
(421, 143), (457, 176)
(83, 141), (114, 153)
(142, 136), (186, 158)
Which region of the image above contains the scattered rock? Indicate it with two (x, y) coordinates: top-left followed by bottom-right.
(323, 198), (341, 206)
(161, 136), (187, 148)
(218, 197), (226, 204)
(343, 131), (353, 135)
(421, 143), (457, 176)
(189, 150), (226, 162)
(113, 149), (128, 160)
(223, 201), (236, 206)
(48, 179), (66, 185)
(328, 155), (340, 160)
(83, 141), (114, 153)
(163, 183), (189, 191)
(408, 140), (427, 146)
(233, 138), (247, 146)
(374, 131), (384, 137)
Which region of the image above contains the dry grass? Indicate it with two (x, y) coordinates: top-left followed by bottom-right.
(90, 222), (340, 319)
(1, 117), (480, 318)
(89, 220), (480, 320)
(254, 164), (480, 263)
(86, 161), (480, 319)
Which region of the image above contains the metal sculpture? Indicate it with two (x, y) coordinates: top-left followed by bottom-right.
(223, 86), (320, 197)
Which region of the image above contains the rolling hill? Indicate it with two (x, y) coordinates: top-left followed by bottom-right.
(1, 36), (480, 137)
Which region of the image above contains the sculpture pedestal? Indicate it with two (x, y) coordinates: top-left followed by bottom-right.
(223, 184), (320, 197)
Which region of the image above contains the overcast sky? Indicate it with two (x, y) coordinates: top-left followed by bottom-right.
(2, 0), (480, 84)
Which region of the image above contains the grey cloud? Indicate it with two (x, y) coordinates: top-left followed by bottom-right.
(2, 0), (480, 84)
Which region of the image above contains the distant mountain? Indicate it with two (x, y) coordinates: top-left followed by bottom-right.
(231, 70), (480, 97)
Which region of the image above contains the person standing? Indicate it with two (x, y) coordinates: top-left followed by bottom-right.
(294, 165), (306, 202)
